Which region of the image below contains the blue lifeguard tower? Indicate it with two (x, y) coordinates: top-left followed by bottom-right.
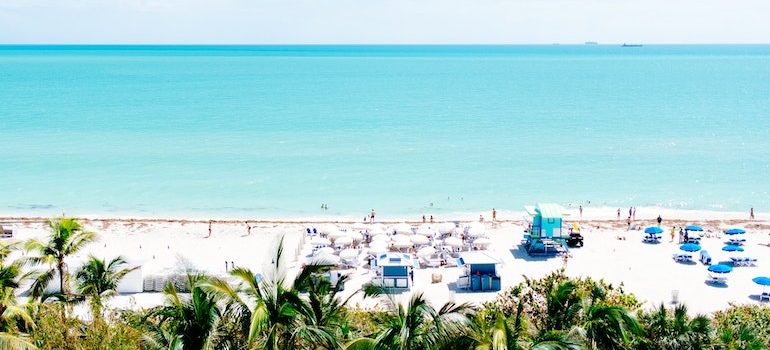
(523, 203), (567, 255)
(456, 251), (502, 291)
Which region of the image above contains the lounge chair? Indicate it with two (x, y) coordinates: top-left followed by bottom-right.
(707, 274), (728, 284)
(761, 292), (770, 302)
(0, 225), (12, 239)
(673, 253), (692, 262)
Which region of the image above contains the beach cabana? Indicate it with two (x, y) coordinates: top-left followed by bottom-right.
(456, 251), (502, 292)
(523, 203), (566, 256)
(371, 253), (418, 289)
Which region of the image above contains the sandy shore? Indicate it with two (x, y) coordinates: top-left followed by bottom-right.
(2, 206), (769, 316)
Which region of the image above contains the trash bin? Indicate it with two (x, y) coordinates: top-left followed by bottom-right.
(672, 290), (679, 304)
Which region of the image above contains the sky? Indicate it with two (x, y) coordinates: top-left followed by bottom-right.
(1, 0), (769, 44)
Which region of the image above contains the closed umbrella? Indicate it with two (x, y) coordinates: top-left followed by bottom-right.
(335, 236), (353, 247)
(410, 235), (430, 245)
(444, 237), (463, 247)
(339, 248), (358, 260)
(417, 246), (437, 258)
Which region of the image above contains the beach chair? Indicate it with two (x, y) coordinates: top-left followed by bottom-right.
(0, 225), (12, 239)
(708, 274), (728, 284)
(699, 250), (712, 265)
(761, 292), (770, 302)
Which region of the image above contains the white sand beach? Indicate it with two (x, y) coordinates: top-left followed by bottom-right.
(2, 206), (769, 316)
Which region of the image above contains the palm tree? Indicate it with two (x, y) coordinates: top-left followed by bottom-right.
(0, 241), (37, 350)
(346, 288), (473, 350)
(203, 237), (346, 350)
(75, 255), (138, 322)
(147, 274), (220, 350)
(714, 325), (765, 350)
(637, 304), (712, 350)
(26, 217), (96, 298)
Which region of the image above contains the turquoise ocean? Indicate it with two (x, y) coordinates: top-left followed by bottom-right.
(1, 45), (769, 219)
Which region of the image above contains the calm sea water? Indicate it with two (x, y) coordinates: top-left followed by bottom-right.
(1, 45), (769, 218)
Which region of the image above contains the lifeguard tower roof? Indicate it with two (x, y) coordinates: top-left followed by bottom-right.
(524, 203), (565, 218)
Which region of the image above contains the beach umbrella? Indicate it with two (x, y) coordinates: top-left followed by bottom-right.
(644, 227), (663, 234)
(312, 254), (340, 265)
(725, 228), (746, 235)
(467, 223), (486, 237)
(685, 225), (703, 231)
(680, 243), (701, 252)
(473, 237), (492, 247)
(319, 224), (338, 235)
(314, 247), (335, 256)
(438, 222), (456, 234)
(417, 246), (437, 258)
(351, 222), (368, 230)
(327, 230), (347, 240)
(392, 240), (413, 249)
(393, 223), (413, 235)
(410, 235), (430, 245)
(369, 224), (388, 235)
(368, 241), (389, 254)
(392, 234), (411, 242)
(444, 237), (463, 247)
(339, 248), (358, 260)
(335, 236), (353, 247)
(371, 234), (391, 242)
(311, 237), (331, 246)
(708, 264), (733, 274)
(722, 245), (745, 252)
(416, 225), (435, 237)
(348, 231), (364, 242)
(752, 276), (770, 286)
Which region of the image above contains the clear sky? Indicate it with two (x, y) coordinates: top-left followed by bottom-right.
(1, 0), (769, 44)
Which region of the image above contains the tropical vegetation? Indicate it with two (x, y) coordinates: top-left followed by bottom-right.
(0, 216), (767, 350)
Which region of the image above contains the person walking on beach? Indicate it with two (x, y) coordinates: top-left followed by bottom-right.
(430, 215), (434, 223)
(670, 227), (676, 242)
(479, 215), (484, 222)
(750, 207), (755, 219)
(626, 216), (632, 230)
(617, 208), (621, 220)
(370, 209), (376, 223)
(656, 215), (662, 226)
(632, 207), (637, 220)
(207, 220), (212, 238)
(492, 208), (497, 221)
(629, 207), (633, 218)
(579, 205), (583, 220)
(246, 222), (251, 236)
(422, 215), (426, 223)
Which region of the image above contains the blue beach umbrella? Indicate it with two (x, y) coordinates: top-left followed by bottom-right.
(645, 227), (663, 234)
(680, 243), (701, 252)
(725, 228), (746, 235)
(685, 225), (703, 231)
(722, 245), (745, 252)
(708, 264), (733, 274)
(753, 277), (770, 286)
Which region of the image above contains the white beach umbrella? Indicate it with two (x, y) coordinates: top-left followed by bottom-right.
(311, 237), (331, 246)
(393, 223), (413, 235)
(415, 225), (435, 237)
(466, 224), (486, 238)
(371, 234), (391, 242)
(438, 222), (456, 234)
(339, 248), (359, 260)
(444, 237), (463, 247)
(369, 223), (388, 235)
(328, 230), (347, 240)
(312, 254), (340, 265)
(473, 237), (492, 247)
(335, 236), (354, 247)
(319, 224), (337, 235)
(314, 247), (335, 256)
(351, 222), (368, 230)
(392, 240), (413, 249)
(410, 235), (430, 245)
(417, 246), (437, 258)
(348, 231), (364, 242)
(368, 241), (389, 254)
(392, 234), (411, 242)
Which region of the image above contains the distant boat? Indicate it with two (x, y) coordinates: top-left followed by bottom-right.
(622, 43), (643, 47)
(584, 41), (598, 45)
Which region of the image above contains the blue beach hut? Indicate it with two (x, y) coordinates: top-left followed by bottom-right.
(456, 251), (502, 292)
(523, 203), (567, 256)
(371, 253), (418, 289)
